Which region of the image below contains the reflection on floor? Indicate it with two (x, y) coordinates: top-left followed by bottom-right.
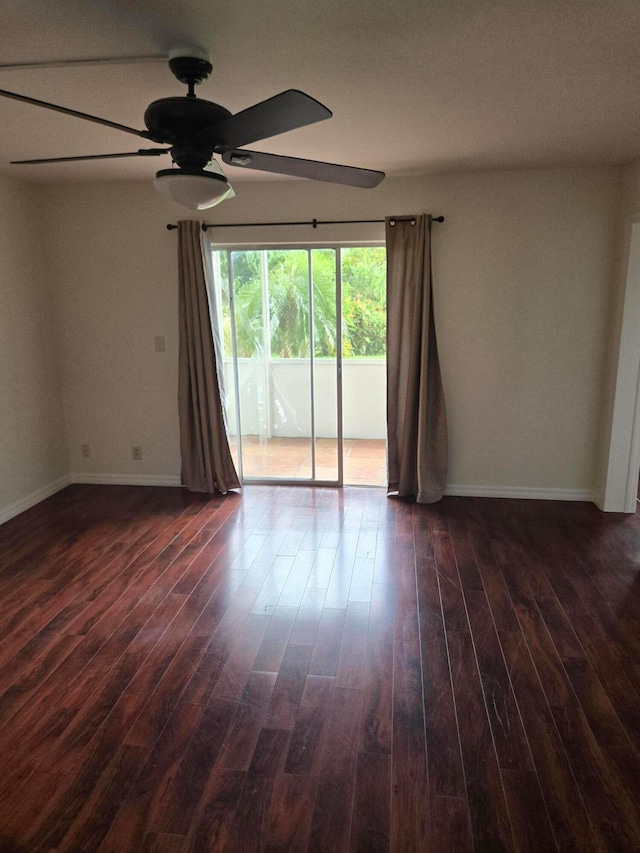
(228, 436), (387, 486)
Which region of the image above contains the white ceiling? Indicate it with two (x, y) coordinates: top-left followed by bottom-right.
(1, 0), (639, 186)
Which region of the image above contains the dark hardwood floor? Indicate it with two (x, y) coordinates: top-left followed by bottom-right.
(0, 483), (639, 852)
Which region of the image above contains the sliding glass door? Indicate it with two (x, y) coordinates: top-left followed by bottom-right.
(212, 247), (342, 484)
(211, 244), (387, 487)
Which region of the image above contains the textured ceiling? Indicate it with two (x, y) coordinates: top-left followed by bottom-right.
(0, 0), (639, 185)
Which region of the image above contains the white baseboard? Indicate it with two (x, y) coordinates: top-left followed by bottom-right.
(0, 475), (598, 528)
(445, 484), (595, 502)
(71, 477), (593, 502)
(0, 474), (72, 526)
(70, 472), (183, 487)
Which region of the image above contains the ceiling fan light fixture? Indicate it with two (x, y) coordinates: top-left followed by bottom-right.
(153, 167), (232, 209)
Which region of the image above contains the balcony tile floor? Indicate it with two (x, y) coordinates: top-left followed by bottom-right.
(229, 436), (387, 486)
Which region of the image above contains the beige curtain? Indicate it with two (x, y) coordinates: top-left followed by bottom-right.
(386, 215), (447, 503)
(177, 220), (240, 493)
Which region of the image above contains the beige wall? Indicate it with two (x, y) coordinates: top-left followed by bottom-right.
(0, 175), (68, 522)
(42, 164), (618, 497)
(42, 183), (183, 485)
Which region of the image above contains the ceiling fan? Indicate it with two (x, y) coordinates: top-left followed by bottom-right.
(0, 51), (385, 209)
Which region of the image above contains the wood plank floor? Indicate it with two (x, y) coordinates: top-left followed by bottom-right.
(0, 484), (639, 852)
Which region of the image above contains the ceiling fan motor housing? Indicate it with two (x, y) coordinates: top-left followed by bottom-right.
(144, 97), (232, 167)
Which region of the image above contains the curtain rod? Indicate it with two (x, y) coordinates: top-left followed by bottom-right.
(166, 215), (444, 231)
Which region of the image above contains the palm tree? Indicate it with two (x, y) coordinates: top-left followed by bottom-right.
(215, 246), (386, 359)
(268, 249), (337, 357)
(224, 249), (338, 358)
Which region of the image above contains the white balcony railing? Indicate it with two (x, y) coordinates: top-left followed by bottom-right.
(222, 358), (386, 440)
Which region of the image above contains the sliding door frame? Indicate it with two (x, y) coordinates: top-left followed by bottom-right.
(219, 243), (346, 487)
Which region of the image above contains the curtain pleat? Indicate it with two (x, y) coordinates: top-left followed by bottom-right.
(177, 220), (240, 494)
(386, 215), (448, 503)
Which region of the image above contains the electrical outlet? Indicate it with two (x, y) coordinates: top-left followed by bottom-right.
(81, 443), (90, 458)
(132, 446), (142, 461)
(154, 335), (166, 352)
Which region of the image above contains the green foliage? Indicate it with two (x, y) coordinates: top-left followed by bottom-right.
(215, 246), (386, 359)
(341, 247), (386, 356)
(343, 292), (386, 357)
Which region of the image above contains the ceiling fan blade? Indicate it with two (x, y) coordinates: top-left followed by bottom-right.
(0, 88), (149, 138)
(10, 149), (170, 165)
(201, 90), (331, 150)
(222, 149), (385, 188)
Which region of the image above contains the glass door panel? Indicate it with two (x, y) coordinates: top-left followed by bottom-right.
(340, 246), (387, 486)
(211, 250), (241, 474)
(311, 248), (340, 482)
(214, 247), (333, 483)
(265, 249), (312, 479)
